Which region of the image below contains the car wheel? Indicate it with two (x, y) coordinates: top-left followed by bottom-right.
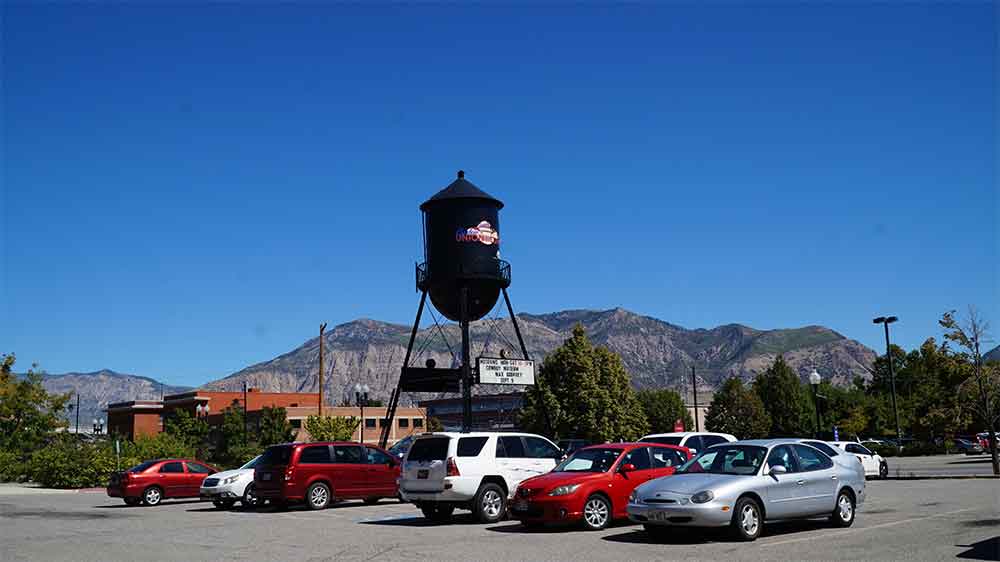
(473, 483), (507, 524)
(581, 494), (611, 531)
(420, 503), (455, 522)
(242, 484), (261, 509)
(731, 496), (762, 541)
(305, 483), (331, 510)
(213, 498), (236, 509)
(879, 462), (888, 479)
(363, 497), (380, 505)
(123, 497), (141, 506)
(830, 490), (855, 527)
(141, 486), (163, 507)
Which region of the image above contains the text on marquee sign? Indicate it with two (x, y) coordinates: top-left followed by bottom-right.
(477, 358), (535, 385)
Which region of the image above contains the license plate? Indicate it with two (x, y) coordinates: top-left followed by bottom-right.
(512, 500), (528, 512)
(417, 469), (429, 479)
(262, 473), (272, 481)
(649, 511), (670, 522)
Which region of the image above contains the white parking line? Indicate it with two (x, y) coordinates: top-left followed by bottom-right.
(760, 508), (978, 548)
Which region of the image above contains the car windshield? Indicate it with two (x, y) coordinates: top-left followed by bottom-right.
(127, 461), (157, 473)
(240, 455), (262, 470)
(676, 445), (766, 476)
(554, 448), (622, 473)
(388, 435), (413, 456)
(639, 436), (682, 446)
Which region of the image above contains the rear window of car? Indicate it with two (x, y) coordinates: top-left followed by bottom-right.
(408, 437), (450, 461)
(261, 445), (293, 466)
(457, 437), (488, 457)
(127, 461), (157, 473)
(639, 436), (682, 446)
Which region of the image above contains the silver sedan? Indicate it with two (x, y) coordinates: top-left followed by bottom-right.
(626, 439), (865, 541)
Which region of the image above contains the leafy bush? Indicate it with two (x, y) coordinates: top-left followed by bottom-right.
(871, 445), (897, 458)
(899, 442), (946, 457)
(0, 449), (28, 482)
(28, 436), (116, 488)
(304, 415), (359, 442)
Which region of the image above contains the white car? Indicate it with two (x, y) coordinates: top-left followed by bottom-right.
(832, 441), (887, 479)
(399, 432), (562, 523)
(199, 455), (262, 509)
(639, 431), (737, 455)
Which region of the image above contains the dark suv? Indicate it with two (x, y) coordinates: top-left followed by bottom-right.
(254, 442), (400, 510)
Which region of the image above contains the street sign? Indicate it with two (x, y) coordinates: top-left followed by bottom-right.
(673, 419), (684, 432)
(476, 357), (535, 385)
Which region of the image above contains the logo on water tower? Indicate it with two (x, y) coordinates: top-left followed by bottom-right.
(456, 221), (500, 246)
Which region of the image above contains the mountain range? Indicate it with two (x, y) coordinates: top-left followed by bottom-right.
(35, 370), (190, 428)
(203, 308), (877, 405)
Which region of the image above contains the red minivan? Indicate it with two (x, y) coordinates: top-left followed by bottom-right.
(254, 442), (400, 510)
(107, 458), (218, 506)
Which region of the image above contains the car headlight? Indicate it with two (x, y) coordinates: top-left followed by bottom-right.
(690, 490), (714, 504)
(548, 484), (581, 496)
(223, 475), (240, 485)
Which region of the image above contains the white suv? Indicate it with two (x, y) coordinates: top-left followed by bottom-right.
(399, 432), (562, 523)
(638, 431), (736, 455)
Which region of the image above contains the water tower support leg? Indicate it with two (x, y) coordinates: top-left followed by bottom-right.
(379, 290), (427, 448)
(460, 287), (472, 433)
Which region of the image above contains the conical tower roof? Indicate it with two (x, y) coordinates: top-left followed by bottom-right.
(420, 170), (504, 211)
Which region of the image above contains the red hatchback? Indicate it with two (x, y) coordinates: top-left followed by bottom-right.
(254, 442), (400, 510)
(511, 442), (690, 530)
(107, 458), (218, 506)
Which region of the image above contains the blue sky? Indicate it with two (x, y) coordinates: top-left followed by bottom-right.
(3, 3), (996, 387)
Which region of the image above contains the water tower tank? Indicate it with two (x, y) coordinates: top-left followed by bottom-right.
(417, 171), (511, 322)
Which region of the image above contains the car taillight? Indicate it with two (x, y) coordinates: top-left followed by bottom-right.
(446, 457), (460, 477)
(285, 467), (295, 481)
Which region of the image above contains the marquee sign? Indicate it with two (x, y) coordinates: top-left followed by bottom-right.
(476, 357), (535, 385)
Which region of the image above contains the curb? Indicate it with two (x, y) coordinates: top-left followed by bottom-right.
(884, 475), (1000, 480)
(76, 488), (106, 493)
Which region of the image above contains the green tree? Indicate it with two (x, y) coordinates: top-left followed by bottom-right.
(213, 401), (257, 468)
(519, 325), (648, 442)
(0, 354), (71, 472)
(426, 417), (444, 432)
(752, 356), (810, 437)
(704, 378), (770, 439)
(164, 408), (209, 457)
(258, 406), (295, 448)
(305, 415), (359, 442)
(636, 389), (694, 433)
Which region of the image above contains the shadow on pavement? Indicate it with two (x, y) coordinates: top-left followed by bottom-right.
(360, 512), (483, 527)
(486, 520), (634, 534)
(95, 499), (202, 509)
(955, 536), (999, 561)
(603, 519), (831, 545)
(947, 457), (996, 465)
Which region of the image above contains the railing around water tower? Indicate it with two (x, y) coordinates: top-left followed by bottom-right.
(416, 258), (511, 291)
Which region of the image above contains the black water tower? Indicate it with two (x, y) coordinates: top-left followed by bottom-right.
(416, 170), (511, 319)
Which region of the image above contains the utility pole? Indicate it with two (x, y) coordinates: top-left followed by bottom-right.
(691, 365), (699, 432)
(318, 322), (327, 417)
(873, 316), (902, 452)
(75, 393), (80, 434)
(242, 381), (248, 444)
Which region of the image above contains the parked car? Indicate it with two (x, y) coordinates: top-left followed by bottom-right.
(199, 455), (262, 509)
(976, 433), (999, 450)
(399, 432), (562, 523)
(556, 439), (590, 457)
(954, 438), (984, 455)
(639, 432), (736, 455)
(388, 435), (417, 459)
(831, 441), (887, 479)
(511, 442), (690, 530)
(107, 458), (218, 506)
(627, 440), (865, 541)
(788, 439), (866, 481)
(254, 442), (400, 510)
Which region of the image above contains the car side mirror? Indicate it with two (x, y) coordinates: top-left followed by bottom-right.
(769, 465), (787, 477)
(688, 449), (697, 456)
(620, 463), (636, 473)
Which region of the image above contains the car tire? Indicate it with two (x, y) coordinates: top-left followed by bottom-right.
(420, 503), (455, 522)
(473, 483), (507, 524)
(213, 498), (236, 509)
(305, 482), (331, 510)
(581, 494), (612, 531)
(830, 490), (855, 528)
(141, 486), (163, 507)
(879, 461), (888, 479)
(242, 484), (261, 509)
(123, 497), (141, 507)
(731, 496), (763, 541)
(363, 497), (380, 505)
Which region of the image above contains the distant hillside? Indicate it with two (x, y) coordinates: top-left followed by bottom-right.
(986, 345), (1000, 363)
(35, 370), (189, 429)
(204, 308), (876, 405)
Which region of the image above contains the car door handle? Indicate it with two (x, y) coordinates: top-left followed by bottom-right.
(831, 475), (838, 480)
(796, 480), (805, 485)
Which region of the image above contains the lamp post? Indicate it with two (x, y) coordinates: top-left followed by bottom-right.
(873, 316), (902, 451)
(92, 418), (105, 435)
(196, 403), (210, 419)
(809, 369), (822, 439)
(354, 383), (370, 444)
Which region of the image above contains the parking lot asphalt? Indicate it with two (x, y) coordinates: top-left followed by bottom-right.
(888, 454), (999, 478)
(1, 480), (997, 562)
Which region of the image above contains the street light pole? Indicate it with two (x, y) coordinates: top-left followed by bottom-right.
(873, 316), (902, 451)
(355, 383), (370, 444)
(809, 369), (822, 439)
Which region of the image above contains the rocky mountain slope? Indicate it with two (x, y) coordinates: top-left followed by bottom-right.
(36, 370), (189, 429)
(204, 308), (876, 405)
(985, 344), (1000, 363)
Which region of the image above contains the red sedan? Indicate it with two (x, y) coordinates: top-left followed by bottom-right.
(511, 442), (690, 530)
(107, 458), (218, 506)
